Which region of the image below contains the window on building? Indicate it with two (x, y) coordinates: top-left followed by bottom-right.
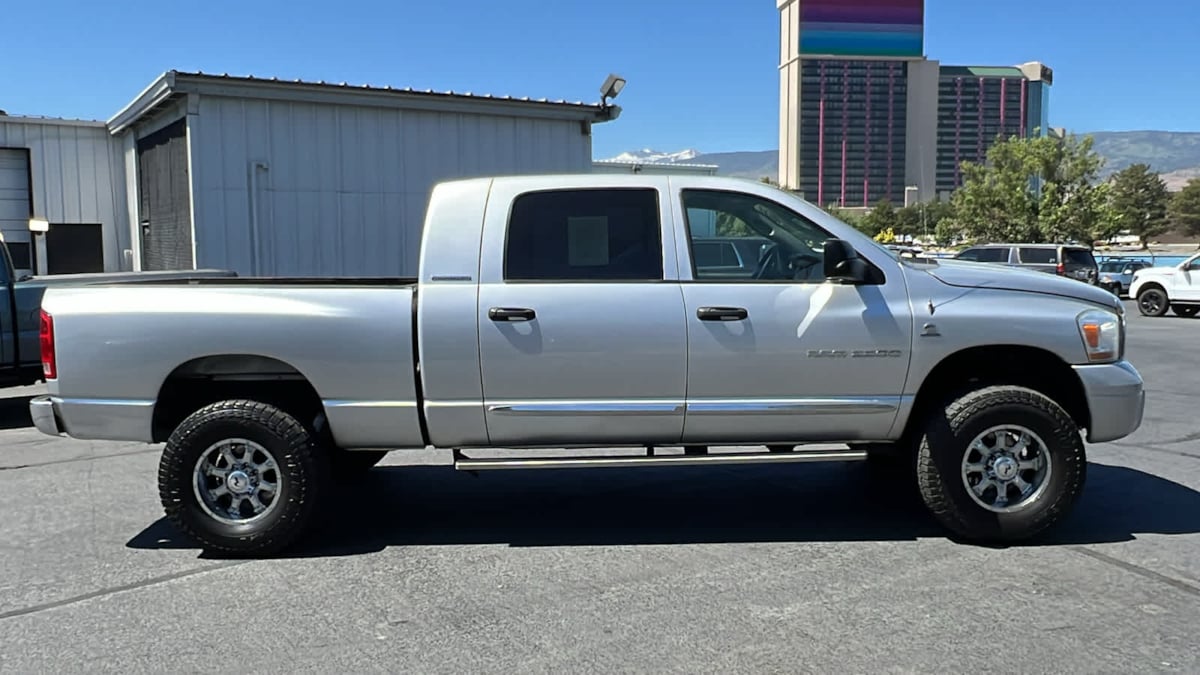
(504, 188), (662, 281)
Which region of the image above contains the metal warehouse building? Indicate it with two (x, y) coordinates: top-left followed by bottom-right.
(0, 115), (132, 278)
(1, 70), (620, 277)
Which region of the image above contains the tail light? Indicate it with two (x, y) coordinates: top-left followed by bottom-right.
(39, 309), (56, 380)
(1056, 262), (1065, 275)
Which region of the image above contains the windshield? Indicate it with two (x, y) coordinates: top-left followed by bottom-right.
(1100, 262), (1126, 272)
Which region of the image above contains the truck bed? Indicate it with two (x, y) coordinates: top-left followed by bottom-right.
(94, 276), (419, 286)
(40, 281), (426, 450)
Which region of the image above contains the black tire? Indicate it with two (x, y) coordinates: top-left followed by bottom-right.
(158, 399), (329, 556)
(916, 386), (1086, 543)
(1137, 286), (1170, 317)
(1172, 305), (1199, 318)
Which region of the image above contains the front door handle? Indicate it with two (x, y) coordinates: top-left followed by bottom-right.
(488, 307), (536, 322)
(697, 306), (748, 321)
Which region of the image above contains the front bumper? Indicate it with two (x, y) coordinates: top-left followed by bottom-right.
(30, 395), (65, 437)
(1073, 360), (1145, 443)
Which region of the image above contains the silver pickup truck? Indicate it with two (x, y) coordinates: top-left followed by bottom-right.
(31, 174), (1145, 556)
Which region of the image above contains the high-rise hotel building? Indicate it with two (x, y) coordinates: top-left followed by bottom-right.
(777, 0), (1052, 206)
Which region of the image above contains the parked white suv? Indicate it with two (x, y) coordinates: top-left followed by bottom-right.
(1128, 253), (1200, 317)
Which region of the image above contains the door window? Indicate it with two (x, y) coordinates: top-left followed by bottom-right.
(504, 188), (662, 282)
(680, 189), (832, 283)
(957, 247), (1009, 263)
(1018, 247), (1057, 264)
(1062, 248), (1096, 267)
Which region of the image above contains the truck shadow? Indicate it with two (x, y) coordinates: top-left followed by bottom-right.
(126, 460), (1200, 559)
(0, 395), (34, 430)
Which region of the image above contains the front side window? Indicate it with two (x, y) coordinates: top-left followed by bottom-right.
(504, 188), (662, 281)
(681, 189), (832, 282)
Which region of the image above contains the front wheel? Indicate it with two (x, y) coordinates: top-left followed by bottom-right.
(1137, 287), (1170, 317)
(158, 400), (329, 556)
(916, 386), (1086, 543)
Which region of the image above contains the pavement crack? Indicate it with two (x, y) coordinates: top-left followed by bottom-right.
(1069, 546), (1200, 598)
(0, 447), (161, 471)
(0, 561), (251, 621)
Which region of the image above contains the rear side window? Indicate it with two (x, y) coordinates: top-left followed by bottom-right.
(1018, 247), (1057, 264)
(504, 188), (662, 281)
(1063, 248), (1096, 266)
(958, 247), (1009, 263)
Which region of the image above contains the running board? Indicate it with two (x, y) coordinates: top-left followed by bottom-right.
(453, 449), (868, 471)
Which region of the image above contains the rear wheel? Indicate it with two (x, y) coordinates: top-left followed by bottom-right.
(916, 386), (1086, 543)
(1172, 305), (1199, 318)
(158, 399), (329, 556)
(1137, 286), (1169, 317)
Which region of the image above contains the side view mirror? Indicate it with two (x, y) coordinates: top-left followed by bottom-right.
(823, 238), (868, 284)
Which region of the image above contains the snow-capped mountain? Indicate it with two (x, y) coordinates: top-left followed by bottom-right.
(602, 148), (702, 164)
(600, 148), (781, 180)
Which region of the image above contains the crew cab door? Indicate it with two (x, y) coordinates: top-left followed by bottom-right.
(1174, 255), (1200, 301)
(475, 179), (688, 447)
(670, 185), (913, 443)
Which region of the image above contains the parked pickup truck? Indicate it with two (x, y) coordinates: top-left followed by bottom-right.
(32, 175), (1145, 556)
(0, 234), (234, 388)
(1128, 252), (1200, 318)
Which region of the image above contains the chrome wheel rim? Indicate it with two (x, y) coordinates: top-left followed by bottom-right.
(960, 425), (1051, 513)
(193, 439), (282, 525)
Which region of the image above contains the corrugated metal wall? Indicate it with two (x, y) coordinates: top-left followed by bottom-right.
(0, 119), (130, 272)
(188, 96), (593, 277)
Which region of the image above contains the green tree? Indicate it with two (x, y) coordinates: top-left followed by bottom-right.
(824, 205), (874, 237)
(1169, 179), (1200, 243)
(862, 199), (898, 237)
(894, 204), (922, 238)
(1107, 163), (1170, 248)
(949, 132), (1112, 246)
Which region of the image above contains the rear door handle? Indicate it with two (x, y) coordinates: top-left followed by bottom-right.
(488, 307), (536, 322)
(697, 306), (748, 321)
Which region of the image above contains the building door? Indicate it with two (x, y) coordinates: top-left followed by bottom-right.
(136, 119), (194, 270)
(45, 223), (104, 274)
(0, 148), (34, 278)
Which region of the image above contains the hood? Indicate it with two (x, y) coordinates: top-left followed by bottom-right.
(922, 259), (1122, 311)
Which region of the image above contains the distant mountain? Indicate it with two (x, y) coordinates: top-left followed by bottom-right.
(1090, 131), (1200, 177)
(606, 148), (702, 164)
(599, 149), (779, 179)
(601, 131), (1200, 187)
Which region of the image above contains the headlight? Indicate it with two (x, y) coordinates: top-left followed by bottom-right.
(1077, 309), (1121, 362)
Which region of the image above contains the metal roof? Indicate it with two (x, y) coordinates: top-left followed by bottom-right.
(108, 70), (619, 134)
(0, 114), (108, 128)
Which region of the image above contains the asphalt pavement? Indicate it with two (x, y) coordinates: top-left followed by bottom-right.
(1, 300), (1198, 673)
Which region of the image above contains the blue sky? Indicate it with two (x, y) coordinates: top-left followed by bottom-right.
(2, 0), (1197, 159)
